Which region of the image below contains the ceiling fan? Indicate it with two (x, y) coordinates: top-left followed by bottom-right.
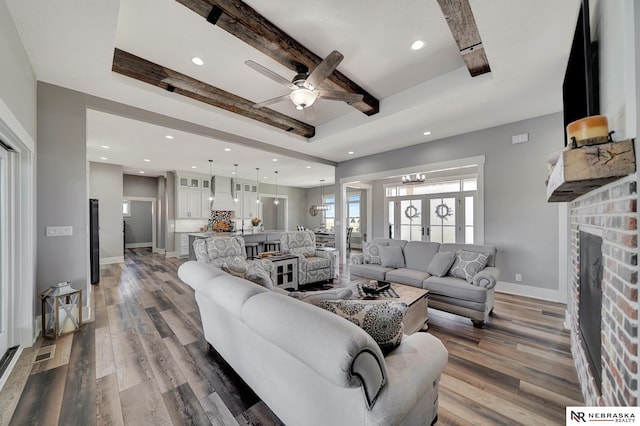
(245, 50), (364, 118)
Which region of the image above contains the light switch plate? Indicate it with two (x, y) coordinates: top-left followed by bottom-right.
(46, 226), (73, 236)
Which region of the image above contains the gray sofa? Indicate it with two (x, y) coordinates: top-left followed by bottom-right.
(178, 261), (448, 426)
(351, 239), (499, 327)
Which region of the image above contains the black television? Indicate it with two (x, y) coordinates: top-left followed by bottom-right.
(562, 0), (599, 147)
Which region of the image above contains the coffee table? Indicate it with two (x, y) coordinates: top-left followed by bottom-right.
(352, 279), (429, 334)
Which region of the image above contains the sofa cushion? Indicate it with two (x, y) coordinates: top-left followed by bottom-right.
(207, 235), (246, 259)
(385, 268), (430, 288)
(318, 300), (407, 353)
(426, 252), (456, 277)
(448, 250), (489, 283)
(379, 246), (405, 268)
(424, 276), (488, 303)
(350, 264), (396, 281)
(299, 256), (332, 272)
(403, 241), (440, 272)
(363, 241), (388, 264)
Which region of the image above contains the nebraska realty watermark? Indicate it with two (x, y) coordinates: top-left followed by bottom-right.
(567, 407), (639, 424)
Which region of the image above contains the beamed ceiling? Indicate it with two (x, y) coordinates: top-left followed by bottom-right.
(6, 0), (581, 187)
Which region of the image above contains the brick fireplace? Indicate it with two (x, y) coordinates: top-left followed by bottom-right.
(568, 175), (638, 405)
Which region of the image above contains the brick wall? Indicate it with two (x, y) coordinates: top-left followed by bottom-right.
(569, 175), (638, 405)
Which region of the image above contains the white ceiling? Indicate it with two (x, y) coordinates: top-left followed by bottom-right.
(6, 0), (580, 188)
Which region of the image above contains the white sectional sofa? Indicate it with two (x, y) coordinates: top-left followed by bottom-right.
(178, 261), (448, 426)
(351, 239), (500, 327)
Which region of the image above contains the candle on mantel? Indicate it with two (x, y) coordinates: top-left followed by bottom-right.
(566, 115), (609, 144)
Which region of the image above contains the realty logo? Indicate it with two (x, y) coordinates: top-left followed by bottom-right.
(571, 411), (586, 422)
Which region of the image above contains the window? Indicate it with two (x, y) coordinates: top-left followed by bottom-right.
(123, 200), (131, 217)
(347, 194), (361, 234)
(323, 196), (335, 229)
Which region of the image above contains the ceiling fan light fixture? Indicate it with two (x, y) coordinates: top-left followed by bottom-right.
(290, 88), (317, 110)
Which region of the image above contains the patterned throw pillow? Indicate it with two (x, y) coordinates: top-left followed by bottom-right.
(318, 300), (407, 353)
(448, 250), (489, 283)
(217, 255), (249, 277)
(362, 242), (388, 265)
(245, 261), (273, 290)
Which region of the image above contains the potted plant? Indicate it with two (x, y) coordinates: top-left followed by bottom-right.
(251, 217), (261, 227)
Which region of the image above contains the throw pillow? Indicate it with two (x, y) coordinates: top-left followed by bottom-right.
(288, 287), (354, 306)
(318, 300), (407, 353)
(362, 242), (388, 264)
(426, 251), (456, 277)
(448, 250), (489, 283)
(379, 246), (405, 268)
(217, 255), (248, 278)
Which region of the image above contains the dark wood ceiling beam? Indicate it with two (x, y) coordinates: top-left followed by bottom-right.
(437, 0), (491, 77)
(112, 48), (315, 138)
(175, 0), (380, 115)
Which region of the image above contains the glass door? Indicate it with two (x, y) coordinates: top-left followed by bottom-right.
(390, 199), (426, 241)
(428, 196), (457, 243)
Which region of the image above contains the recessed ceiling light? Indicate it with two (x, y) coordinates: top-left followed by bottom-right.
(411, 40), (425, 50)
(143, 159), (151, 162)
(231, 171), (236, 175)
(272, 158), (278, 162)
(306, 166), (311, 169)
(224, 148), (231, 152)
(165, 135), (174, 140)
(423, 131), (432, 136)
(101, 145), (110, 149)
(348, 151), (354, 155)
(191, 57), (204, 66)
(139, 171), (145, 174)
(191, 166), (197, 169)
(100, 157), (107, 160)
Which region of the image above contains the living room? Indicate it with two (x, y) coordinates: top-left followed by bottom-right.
(0, 0), (638, 424)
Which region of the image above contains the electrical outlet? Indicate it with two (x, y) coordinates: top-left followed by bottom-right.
(515, 273), (522, 282)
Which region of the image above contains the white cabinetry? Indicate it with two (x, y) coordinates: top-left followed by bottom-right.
(175, 233), (189, 257)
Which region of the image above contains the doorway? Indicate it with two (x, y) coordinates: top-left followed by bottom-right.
(123, 197), (156, 251)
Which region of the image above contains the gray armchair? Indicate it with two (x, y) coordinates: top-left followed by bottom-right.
(280, 230), (335, 285)
(192, 235), (274, 289)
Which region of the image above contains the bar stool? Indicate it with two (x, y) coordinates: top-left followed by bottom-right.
(264, 241), (280, 252)
(245, 243), (259, 259)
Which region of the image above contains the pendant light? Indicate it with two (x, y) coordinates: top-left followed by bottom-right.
(273, 171), (280, 205)
(208, 160), (214, 201)
(233, 164), (239, 203)
(256, 167), (260, 204)
(314, 179), (329, 211)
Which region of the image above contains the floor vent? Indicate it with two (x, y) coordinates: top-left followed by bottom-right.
(0, 345), (19, 380)
(33, 345), (56, 363)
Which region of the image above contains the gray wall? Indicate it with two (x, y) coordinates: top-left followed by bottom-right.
(89, 162), (124, 260)
(123, 174), (158, 198)
(37, 83), (89, 298)
(0, 1), (36, 139)
(337, 112), (562, 291)
(124, 201), (153, 245)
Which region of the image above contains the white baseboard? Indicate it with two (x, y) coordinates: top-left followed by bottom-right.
(153, 247), (166, 254)
(165, 251), (179, 258)
(125, 242), (152, 248)
(100, 256), (124, 265)
(495, 281), (561, 303)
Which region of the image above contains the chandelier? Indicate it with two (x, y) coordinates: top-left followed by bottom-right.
(402, 173), (426, 185)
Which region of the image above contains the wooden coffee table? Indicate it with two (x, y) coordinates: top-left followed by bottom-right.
(353, 280), (429, 334)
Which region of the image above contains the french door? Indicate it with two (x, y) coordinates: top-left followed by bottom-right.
(388, 193), (474, 243)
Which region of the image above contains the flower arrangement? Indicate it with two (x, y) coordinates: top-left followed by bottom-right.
(251, 217), (261, 227)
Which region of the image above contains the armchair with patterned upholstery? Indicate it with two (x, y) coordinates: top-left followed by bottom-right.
(192, 235), (275, 289)
(280, 230), (335, 285)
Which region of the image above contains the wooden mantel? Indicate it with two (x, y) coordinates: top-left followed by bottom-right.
(546, 139), (636, 202)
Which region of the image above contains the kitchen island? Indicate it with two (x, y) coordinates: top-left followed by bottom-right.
(187, 230), (283, 260)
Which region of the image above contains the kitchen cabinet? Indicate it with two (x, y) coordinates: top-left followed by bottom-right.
(177, 188), (202, 218)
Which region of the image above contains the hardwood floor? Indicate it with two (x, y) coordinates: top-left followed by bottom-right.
(0, 249), (582, 425)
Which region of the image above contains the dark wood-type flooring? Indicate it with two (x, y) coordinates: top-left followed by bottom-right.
(0, 248), (583, 425)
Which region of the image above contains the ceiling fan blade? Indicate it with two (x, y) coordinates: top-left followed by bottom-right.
(315, 89), (364, 103)
(245, 60), (297, 90)
(252, 94), (291, 108)
(304, 50), (344, 90)
(303, 104), (317, 122)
